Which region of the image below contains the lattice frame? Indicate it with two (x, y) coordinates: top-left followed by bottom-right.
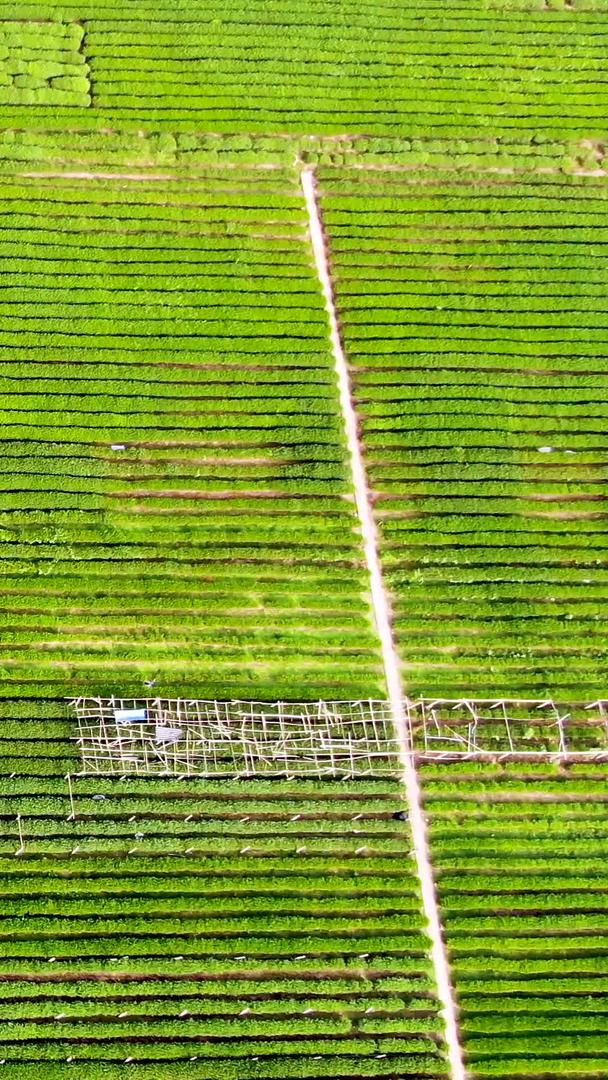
(70, 696), (608, 777)
(407, 697), (608, 760)
(71, 697), (400, 777)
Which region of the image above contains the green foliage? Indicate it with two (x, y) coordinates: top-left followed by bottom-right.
(423, 762), (608, 1073)
(0, 7), (604, 1080)
(0, 167), (382, 702)
(0, 758), (445, 1074)
(325, 169), (608, 700)
(0, 20), (90, 107)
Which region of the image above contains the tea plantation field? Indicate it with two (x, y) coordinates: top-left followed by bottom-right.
(0, 3), (607, 1080)
(0, 164), (383, 703)
(0, 701), (449, 1080)
(320, 165), (608, 699)
(422, 761), (608, 1077)
(0, 0), (606, 135)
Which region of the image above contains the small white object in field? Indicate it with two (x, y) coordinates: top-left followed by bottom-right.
(155, 724), (182, 744)
(111, 444), (126, 450)
(537, 446), (554, 453)
(239, 1008), (251, 1016)
(115, 709), (147, 725)
(179, 1010), (190, 1018)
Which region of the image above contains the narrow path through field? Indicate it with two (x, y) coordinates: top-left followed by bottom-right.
(301, 164), (467, 1080)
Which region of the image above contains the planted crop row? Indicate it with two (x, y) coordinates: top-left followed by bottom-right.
(0, 1), (604, 134)
(422, 760), (608, 1078)
(0, 743), (448, 1078)
(0, 169), (383, 702)
(321, 168), (608, 699)
(79, 0), (608, 137)
(0, 20), (89, 106)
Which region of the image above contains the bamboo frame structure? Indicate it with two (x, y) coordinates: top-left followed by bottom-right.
(69, 696), (608, 776)
(406, 697), (608, 761)
(70, 697), (399, 777)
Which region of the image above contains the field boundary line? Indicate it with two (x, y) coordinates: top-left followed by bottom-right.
(300, 164), (467, 1080)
